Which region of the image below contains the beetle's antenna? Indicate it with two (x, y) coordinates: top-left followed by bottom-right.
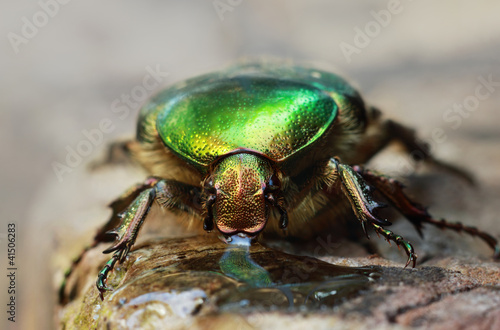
(266, 194), (288, 230)
(276, 203), (288, 230)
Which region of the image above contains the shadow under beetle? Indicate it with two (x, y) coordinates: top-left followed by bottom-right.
(61, 61), (500, 301)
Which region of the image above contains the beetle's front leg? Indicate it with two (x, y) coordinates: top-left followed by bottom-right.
(96, 178), (202, 299)
(354, 166), (500, 259)
(96, 187), (156, 298)
(59, 177), (162, 304)
(325, 158), (417, 267)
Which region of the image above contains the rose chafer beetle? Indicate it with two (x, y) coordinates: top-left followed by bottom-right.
(81, 62), (499, 298)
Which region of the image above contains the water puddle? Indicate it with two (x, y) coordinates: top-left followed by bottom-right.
(107, 235), (379, 315)
(215, 235), (379, 311)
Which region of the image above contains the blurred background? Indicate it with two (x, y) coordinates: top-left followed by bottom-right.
(1, 1), (500, 329)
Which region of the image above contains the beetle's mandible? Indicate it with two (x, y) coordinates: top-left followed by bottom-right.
(73, 62), (500, 299)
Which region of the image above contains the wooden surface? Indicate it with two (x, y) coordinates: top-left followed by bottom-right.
(1, 1), (500, 329)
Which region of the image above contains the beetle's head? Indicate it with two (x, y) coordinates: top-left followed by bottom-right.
(203, 152), (286, 240)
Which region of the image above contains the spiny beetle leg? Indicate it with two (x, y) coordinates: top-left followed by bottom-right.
(97, 178), (203, 299)
(102, 188), (156, 255)
(332, 160), (415, 266)
(353, 166), (425, 236)
(371, 223), (417, 268)
(97, 188), (156, 299)
(330, 159), (390, 238)
(59, 177), (160, 304)
(327, 159), (416, 266)
(59, 177), (161, 305)
(421, 218), (500, 259)
(355, 166), (500, 259)
(96, 177), (161, 242)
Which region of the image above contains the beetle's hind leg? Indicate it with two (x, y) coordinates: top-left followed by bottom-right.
(354, 166), (500, 259)
(88, 139), (136, 170)
(353, 107), (473, 183)
(323, 158), (417, 267)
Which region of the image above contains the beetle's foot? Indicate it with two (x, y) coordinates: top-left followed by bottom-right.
(96, 251), (121, 300)
(494, 244), (500, 260)
(371, 223), (417, 268)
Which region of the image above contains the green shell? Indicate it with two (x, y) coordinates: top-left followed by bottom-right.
(138, 63), (360, 170)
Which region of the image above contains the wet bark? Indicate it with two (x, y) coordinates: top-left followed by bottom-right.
(58, 233), (500, 329)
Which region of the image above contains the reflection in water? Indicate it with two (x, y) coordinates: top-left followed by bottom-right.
(218, 235), (379, 310)
(219, 235), (273, 287)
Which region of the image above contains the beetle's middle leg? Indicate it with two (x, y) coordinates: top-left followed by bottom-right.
(354, 166), (500, 259)
(95, 177), (202, 298)
(321, 158), (417, 267)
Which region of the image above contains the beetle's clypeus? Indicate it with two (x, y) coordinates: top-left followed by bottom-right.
(63, 62), (500, 301)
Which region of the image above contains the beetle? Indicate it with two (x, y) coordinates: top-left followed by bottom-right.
(78, 62), (499, 299)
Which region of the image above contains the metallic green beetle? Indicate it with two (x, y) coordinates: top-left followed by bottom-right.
(87, 62), (499, 298)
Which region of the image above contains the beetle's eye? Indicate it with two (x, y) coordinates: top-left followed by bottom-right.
(204, 181), (217, 195)
(265, 173), (280, 193)
(205, 186), (216, 195)
(270, 173), (280, 187)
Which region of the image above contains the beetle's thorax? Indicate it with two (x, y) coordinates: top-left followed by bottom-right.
(209, 153), (274, 236)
